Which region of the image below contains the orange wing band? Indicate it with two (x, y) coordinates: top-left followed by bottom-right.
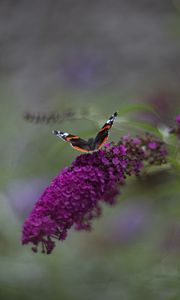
(97, 136), (109, 149)
(66, 136), (79, 141)
(99, 125), (111, 132)
(71, 146), (90, 153)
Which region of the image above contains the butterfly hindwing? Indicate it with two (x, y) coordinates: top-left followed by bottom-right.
(70, 137), (92, 152)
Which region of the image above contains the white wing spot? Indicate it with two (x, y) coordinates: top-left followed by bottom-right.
(106, 119), (112, 124)
(61, 132), (69, 137)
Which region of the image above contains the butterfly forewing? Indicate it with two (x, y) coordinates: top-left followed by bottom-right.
(52, 130), (91, 152)
(94, 112), (118, 149)
(94, 130), (109, 149)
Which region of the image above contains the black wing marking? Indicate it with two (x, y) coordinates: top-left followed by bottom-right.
(94, 112), (118, 149)
(52, 130), (91, 152)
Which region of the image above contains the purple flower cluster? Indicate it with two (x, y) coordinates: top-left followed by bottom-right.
(170, 114), (180, 140)
(139, 133), (167, 165)
(22, 134), (167, 254)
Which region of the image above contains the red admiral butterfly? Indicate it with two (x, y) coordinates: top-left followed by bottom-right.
(52, 112), (118, 153)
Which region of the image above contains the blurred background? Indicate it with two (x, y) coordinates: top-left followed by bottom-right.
(0, 1), (180, 299)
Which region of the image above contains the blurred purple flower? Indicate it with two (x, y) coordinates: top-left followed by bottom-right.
(148, 141), (157, 150)
(62, 54), (103, 87)
(176, 115), (180, 124)
(141, 133), (167, 165)
(7, 178), (48, 218)
(106, 203), (150, 244)
(143, 91), (178, 125)
(22, 134), (167, 254)
(104, 142), (112, 149)
(170, 114), (180, 139)
(132, 137), (141, 145)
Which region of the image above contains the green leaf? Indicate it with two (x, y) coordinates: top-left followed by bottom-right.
(117, 103), (159, 117)
(122, 120), (161, 136)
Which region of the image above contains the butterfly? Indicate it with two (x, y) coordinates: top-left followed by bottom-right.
(52, 112), (118, 153)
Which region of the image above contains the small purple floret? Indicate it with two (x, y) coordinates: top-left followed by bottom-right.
(148, 141), (157, 150)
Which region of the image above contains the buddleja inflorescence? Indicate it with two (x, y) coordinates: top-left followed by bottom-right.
(21, 115), (180, 254)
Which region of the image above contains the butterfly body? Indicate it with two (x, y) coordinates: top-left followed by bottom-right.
(52, 112), (118, 153)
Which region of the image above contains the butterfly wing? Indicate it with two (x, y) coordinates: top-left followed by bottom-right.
(94, 112), (118, 149)
(52, 130), (91, 153)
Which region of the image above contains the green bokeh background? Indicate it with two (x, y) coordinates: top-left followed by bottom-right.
(0, 2), (180, 300)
